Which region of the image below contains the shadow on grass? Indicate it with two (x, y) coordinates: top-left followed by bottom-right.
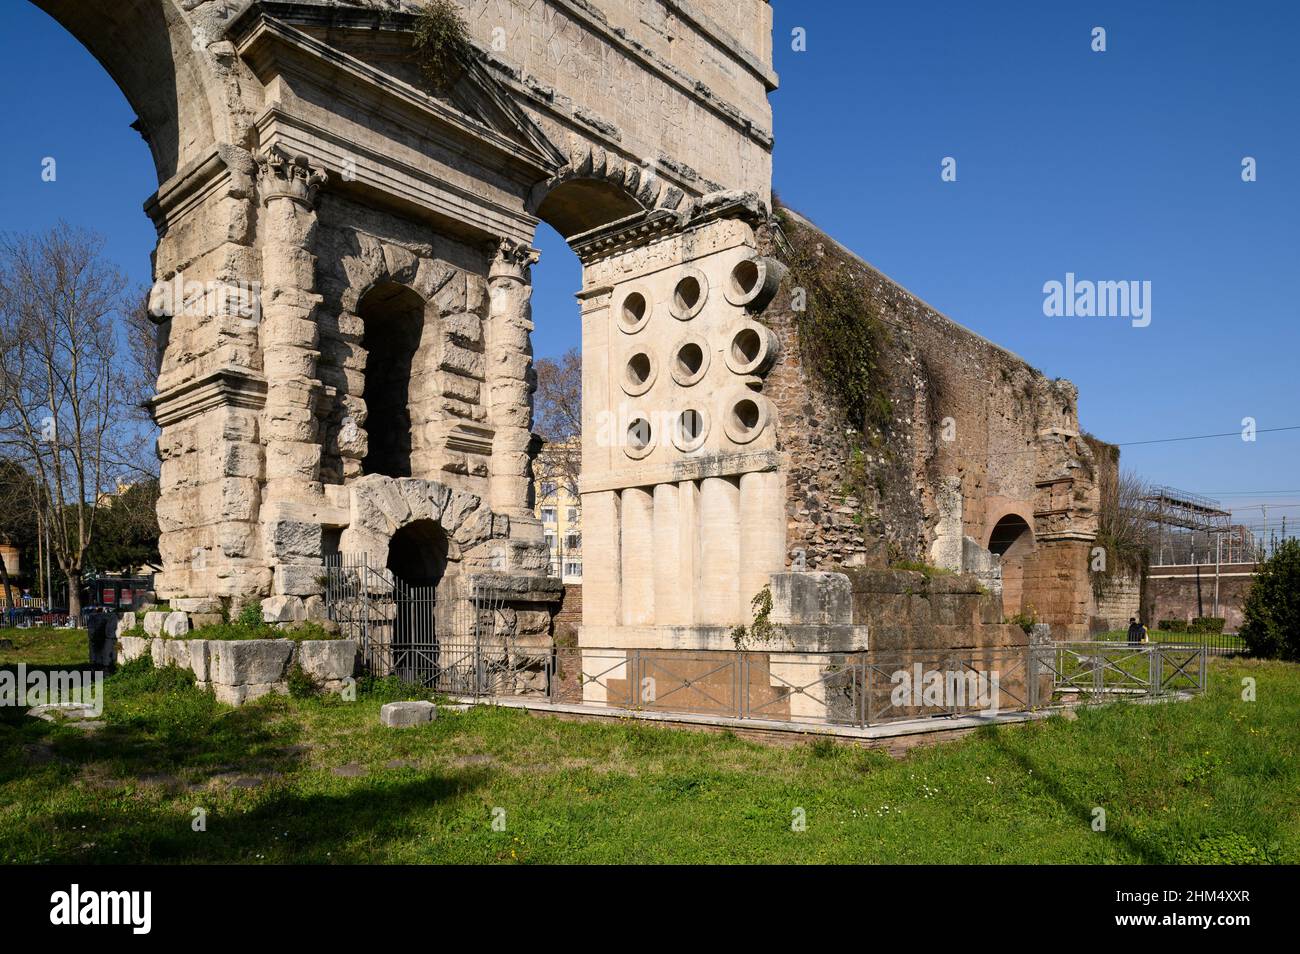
(3, 661), (498, 863)
(985, 719), (1169, 864)
(38, 768), (494, 863)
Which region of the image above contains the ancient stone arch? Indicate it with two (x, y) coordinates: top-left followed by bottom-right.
(30, 0), (782, 630)
(33, 0), (1104, 657)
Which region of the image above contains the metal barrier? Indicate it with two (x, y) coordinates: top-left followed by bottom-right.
(562, 642), (1206, 728)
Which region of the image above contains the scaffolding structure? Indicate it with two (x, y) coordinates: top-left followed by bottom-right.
(1141, 485), (1239, 565)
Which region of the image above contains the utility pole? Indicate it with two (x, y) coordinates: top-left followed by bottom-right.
(1262, 503), (1268, 560)
(1214, 533), (1221, 618)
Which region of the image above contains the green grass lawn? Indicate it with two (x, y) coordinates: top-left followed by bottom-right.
(1, 635), (1296, 863)
(0, 627), (87, 667)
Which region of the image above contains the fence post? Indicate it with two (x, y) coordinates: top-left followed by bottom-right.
(738, 651), (746, 720)
(1027, 642), (1038, 710)
(863, 653), (872, 727)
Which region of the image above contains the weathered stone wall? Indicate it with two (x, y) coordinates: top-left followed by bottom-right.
(1092, 572), (1142, 633)
(752, 208), (1101, 636)
(117, 633), (357, 705)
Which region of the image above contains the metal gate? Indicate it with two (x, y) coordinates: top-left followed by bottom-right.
(323, 554), (509, 695)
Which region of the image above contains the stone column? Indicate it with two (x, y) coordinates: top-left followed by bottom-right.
(738, 470), (784, 618)
(621, 487), (655, 626)
(256, 148), (329, 602)
(698, 476), (741, 625)
(487, 238), (540, 520)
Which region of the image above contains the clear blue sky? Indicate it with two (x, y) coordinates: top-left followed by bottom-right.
(2, 0), (1296, 527)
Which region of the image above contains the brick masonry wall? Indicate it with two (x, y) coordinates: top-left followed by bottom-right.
(755, 208), (1099, 602)
(1144, 564), (1256, 631)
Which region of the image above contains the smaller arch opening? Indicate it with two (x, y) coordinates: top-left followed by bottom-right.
(359, 281), (426, 479)
(387, 519), (449, 587)
(988, 514), (1033, 556)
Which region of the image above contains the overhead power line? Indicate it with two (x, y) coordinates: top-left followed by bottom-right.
(1116, 425), (1300, 447)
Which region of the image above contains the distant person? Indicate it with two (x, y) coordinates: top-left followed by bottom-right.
(1126, 617), (1147, 645)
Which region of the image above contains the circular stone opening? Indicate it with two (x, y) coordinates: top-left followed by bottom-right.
(730, 259), (760, 299)
(677, 342), (704, 376)
(731, 327), (762, 367)
(626, 353), (652, 387)
(671, 274), (705, 319)
(619, 291), (648, 332)
(627, 417), (652, 452)
(732, 398), (761, 434)
(680, 409), (703, 441)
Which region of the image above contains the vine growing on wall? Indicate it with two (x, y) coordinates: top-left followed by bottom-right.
(774, 204), (893, 441)
(413, 0), (472, 93)
(773, 200), (895, 522)
(731, 585), (784, 650)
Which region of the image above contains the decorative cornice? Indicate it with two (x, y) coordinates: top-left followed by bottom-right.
(150, 367), (269, 428)
(567, 191), (766, 265)
(257, 146), (328, 208)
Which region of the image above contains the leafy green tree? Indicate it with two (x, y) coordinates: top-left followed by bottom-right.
(1239, 540), (1300, 661)
(85, 480), (161, 574)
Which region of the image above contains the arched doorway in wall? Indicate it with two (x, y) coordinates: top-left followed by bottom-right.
(387, 518), (449, 587)
(358, 281), (426, 479)
(528, 174), (649, 586)
(385, 518), (449, 684)
(989, 514), (1035, 617)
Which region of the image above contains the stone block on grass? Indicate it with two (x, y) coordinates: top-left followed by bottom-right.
(211, 639), (293, 686)
(380, 701), (437, 727)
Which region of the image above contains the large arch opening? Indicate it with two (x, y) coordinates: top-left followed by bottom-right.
(359, 281), (426, 479)
(530, 220), (587, 582)
(535, 178), (645, 241)
(988, 513), (1035, 616)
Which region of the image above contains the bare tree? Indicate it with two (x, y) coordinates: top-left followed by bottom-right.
(534, 346), (581, 502)
(0, 223), (142, 618)
(1095, 466), (1154, 590)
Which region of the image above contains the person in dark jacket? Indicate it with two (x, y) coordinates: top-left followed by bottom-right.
(1126, 617), (1148, 644)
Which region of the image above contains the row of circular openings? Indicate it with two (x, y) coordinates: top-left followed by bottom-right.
(620, 323), (777, 396)
(617, 257), (782, 334)
(623, 395), (770, 459)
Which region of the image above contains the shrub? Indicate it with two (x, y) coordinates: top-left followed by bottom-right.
(1159, 619), (1187, 633)
(1005, 611), (1037, 635)
(413, 0), (471, 92)
(236, 603), (263, 628)
(1190, 617), (1225, 635)
(286, 663), (320, 700)
(1240, 539), (1300, 661)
